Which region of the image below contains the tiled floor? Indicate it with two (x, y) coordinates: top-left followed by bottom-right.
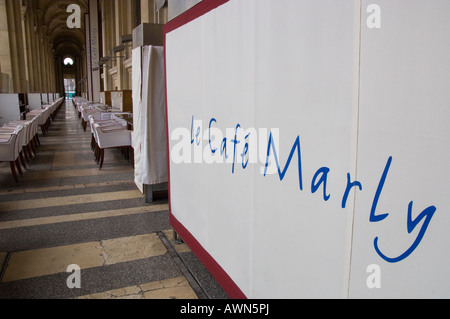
(0, 101), (228, 299)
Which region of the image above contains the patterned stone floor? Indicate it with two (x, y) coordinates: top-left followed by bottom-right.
(0, 101), (228, 300)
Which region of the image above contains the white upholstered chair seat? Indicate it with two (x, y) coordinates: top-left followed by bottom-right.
(93, 123), (131, 170)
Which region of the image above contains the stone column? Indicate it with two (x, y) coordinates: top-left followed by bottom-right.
(24, 7), (35, 92)
(0, 0), (12, 92)
(114, 0), (124, 90)
(39, 24), (48, 93)
(5, 0), (27, 92)
(141, 0), (156, 23)
(20, 4), (30, 92)
(31, 12), (40, 92)
(34, 9), (43, 92)
(101, 0), (112, 91)
(55, 55), (63, 97)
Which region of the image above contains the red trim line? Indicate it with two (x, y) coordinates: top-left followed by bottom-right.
(164, 0), (246, 300)
(163, 0), (230, 34)
(170, 213), (247, 300)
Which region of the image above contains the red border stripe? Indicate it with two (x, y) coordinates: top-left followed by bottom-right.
(170, 214), (247, 299)
(163, 0), (230, 34)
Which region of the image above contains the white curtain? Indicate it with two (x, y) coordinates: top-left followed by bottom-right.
(132, 47), (143, 192)
(133, 45), (168, 190)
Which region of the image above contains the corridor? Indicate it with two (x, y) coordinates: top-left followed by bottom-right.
(0, 101), (227, 299)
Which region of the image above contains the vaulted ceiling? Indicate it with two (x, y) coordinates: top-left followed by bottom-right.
(37, 0), (89, 58)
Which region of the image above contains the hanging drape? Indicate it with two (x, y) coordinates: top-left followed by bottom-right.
(132, 45), (168, 191)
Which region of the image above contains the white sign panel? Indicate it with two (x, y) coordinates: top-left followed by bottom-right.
(110, 91), (123, 110)
(28, 93), (42, 110)
(166, 0), (360, 299)
(348, 0), (450, 298)
(165, 0), (450, 299)
(0, 94), (20, 126)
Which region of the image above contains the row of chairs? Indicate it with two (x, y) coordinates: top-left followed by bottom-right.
(73, 97), (106, 132)
(25, 99), (65, 135)
(0, 98), (64, 183)
(73, 97), (133, 170)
